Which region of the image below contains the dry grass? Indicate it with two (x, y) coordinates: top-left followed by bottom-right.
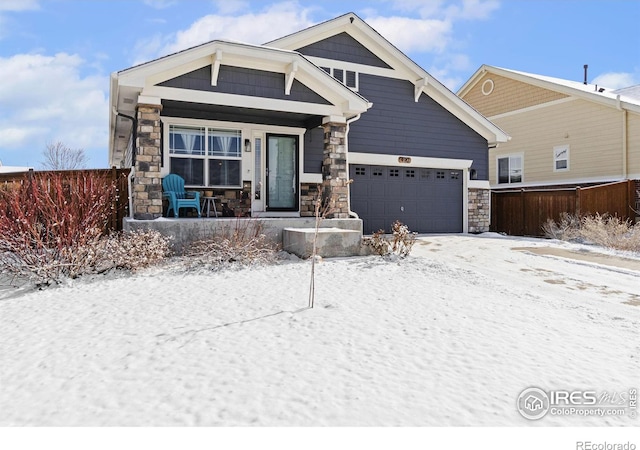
(184, 219), (279, 268)
(543, 213), (640, 252)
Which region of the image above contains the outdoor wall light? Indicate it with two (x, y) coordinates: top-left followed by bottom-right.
(244, 139), (251, 152)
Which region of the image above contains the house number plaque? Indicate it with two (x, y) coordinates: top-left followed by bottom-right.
(398, 157), (411, 164)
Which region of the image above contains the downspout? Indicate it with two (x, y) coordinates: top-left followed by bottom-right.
(616, 95), (628, 179)
(112, 107), (137, 218)
(112, 107), (137, 167)
(344, 113), (362, 218)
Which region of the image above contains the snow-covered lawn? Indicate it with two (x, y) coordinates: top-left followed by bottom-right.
(0, 233), (638, 426)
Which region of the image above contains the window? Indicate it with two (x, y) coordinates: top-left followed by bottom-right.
(553, 145), (569, 172)
(355, 167), (366, 176)
(405, 169), (415, 178)
(169, 125), (242, 187)
(497, 155), (523, 184)
(323, 67), (359, 90)
(389, 169), (399, 177)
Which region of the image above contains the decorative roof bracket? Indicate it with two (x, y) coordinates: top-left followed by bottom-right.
(414, 76), (429, 102)
(211, 49), (222, 86)
(285, 61), (298, 96)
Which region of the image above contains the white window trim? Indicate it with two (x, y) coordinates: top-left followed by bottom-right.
(496, 153), (524, 185)
(162, 117), (306, 189)
(553, 145), (570, 172)
(321, 66), (359, 91)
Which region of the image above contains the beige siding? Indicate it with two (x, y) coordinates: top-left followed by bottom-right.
(627, 111), (640, 178)
(462, 72), (568, 117)
(489, 98), (624, 186)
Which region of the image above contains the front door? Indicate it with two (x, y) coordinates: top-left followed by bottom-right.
(266, 134), (299, 211)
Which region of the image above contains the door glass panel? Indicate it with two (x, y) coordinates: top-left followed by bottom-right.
(267, 135), (298, 210)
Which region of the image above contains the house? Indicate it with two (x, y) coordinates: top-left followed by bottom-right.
(0, 162), (32, 174)
(458, 65), (640, 198)
(109, 13), (508, 236)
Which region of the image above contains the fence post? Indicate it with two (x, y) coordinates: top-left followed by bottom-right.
(520, 188), (527, 236)
(576, 186), (581, 217)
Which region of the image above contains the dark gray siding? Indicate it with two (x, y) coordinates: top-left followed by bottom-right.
(161, 100), (323, 129)
(350, 74), (489, 179)
(303, 127), (324, 173)
(159, 65), (331, 105)
(295, 32), (391, 69)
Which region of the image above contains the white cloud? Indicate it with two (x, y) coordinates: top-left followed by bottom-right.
(0, 0), (39, 12)
(142, 0), (176, 9)
(445, 0), (500, 20)
(364, 15), (452, 53)
(211, 0), (250, 15)
(132, 1), (316, 63)
(592, 72), (640, 90)
(0, 53), (108, 167)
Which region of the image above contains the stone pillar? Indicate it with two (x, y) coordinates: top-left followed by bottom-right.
(468, 188), (491, 233)
(322, 119), (349, 218)
(133, 103), (163, 220)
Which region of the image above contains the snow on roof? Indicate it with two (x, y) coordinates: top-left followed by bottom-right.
(614, 84), (640, 100)
(460, 65), (640, 113)
(0, 165), (31, 174)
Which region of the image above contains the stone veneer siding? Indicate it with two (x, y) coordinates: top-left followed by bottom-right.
(468, 188), (490, 233)
(322, 122), (350, 218)
(133, 104), (163, 220)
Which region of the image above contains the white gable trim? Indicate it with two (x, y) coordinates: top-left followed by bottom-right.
(460, 65), (640, 115)
(115, 40), (370, 115)
(267, 13), (509, 144)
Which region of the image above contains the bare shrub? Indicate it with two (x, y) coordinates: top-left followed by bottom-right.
(79, 230), (172, 273)
(391, 220), (417, 257)
(579, 214), (639, 251)
(0, 172), (115, 285)
(364, 220), (417, 257)
(184, 219), (279, 267)
(364, 230), (392, 256)
(543, 212), (640, 252)
(542, 212), (582, 240)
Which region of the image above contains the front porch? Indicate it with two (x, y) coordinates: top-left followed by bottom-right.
(123, 216), (366, 256)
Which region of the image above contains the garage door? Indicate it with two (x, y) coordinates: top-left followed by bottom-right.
(349, 165), (463, 234)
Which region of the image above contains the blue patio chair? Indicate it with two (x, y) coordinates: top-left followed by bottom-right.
(162, 174), (201, 218)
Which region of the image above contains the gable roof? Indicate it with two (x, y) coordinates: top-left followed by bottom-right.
(458, 65), (640, 114)
(109, 38), (372, 165)
(267, 13), (509, 145)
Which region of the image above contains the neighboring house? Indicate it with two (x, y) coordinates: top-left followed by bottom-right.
(109, 13), (508, 234)
(0, 162), (32, 174)
(458, 66), (640, 197)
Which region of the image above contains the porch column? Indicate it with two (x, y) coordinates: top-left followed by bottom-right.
(322, 117), (349, 218)
(133, 101), (163, 220)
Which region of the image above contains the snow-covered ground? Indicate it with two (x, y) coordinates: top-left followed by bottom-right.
(0, 233), (638, 426)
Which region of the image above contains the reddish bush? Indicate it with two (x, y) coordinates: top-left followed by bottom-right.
(0, 172), (116, 284)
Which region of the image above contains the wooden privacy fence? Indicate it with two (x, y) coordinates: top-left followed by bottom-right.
(0, 167), (130, 231)
(491, 180), (637, 236)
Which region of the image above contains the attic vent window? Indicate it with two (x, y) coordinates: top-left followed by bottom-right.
(481, 79), (494, 96)
(324, 67), (359, 91)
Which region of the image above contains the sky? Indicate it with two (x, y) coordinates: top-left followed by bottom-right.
(0, 0), (639, 169)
